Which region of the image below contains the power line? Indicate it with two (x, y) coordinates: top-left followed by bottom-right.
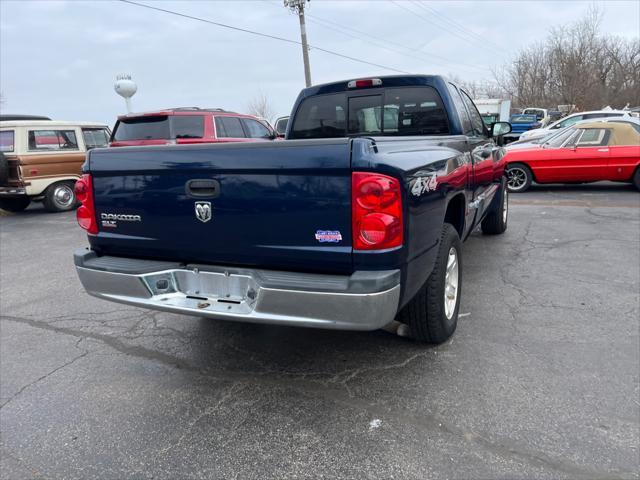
(305, 13), (492, 73)
(390, 0), (505, 57)
(412, 1), (507, 54)
(118, 0), (411, 75)
(259, 0), (492, 73)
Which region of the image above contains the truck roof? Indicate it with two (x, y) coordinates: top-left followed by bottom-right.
(300, 75), (449, 97)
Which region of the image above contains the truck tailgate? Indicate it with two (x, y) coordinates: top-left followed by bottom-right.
(87, 139), (354, 274)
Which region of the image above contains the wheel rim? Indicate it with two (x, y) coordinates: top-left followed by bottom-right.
(53, 184), (74, 208)
(507, 167), (527, 191)
(444, 247), (459, 320)
(502, 188), (508, 224)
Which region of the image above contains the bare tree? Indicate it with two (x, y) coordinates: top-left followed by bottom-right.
(495, 6), (639, 110)
(448, 75), (506, 99)
(246, 91), (275, 123)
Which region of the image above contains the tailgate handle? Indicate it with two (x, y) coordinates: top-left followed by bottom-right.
(185, 179), (220, 198)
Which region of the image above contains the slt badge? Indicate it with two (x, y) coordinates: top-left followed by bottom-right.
(195, 201), (212, 223)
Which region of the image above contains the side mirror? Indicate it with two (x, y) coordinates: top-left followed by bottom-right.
(491, 121), (511, 137)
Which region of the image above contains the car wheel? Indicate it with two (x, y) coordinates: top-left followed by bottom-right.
(481, 178), (508, 235)
(633, 168), (640, 192)
(506, 163), (532, 193)
(43, 181), (77, 212)
(398, 223), (462, 344)
(0, 196), (31, 212)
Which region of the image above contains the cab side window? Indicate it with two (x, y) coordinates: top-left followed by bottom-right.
(241, 118), (272, 139)
(0, 130), (15, 152)
(28, 130), (78, 151)
(448, 84), (472, 135)
(460, 91), (486, 137)
(82, 128), (110, 149)
(215, 117), (246, 138)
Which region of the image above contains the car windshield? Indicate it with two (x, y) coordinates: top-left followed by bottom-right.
(544, 127), (579, 147)
(481, 114), (499, 126)
(510, 114), (538, 123)
(523, 109), (545, 120)
(534, 126), (572, 144)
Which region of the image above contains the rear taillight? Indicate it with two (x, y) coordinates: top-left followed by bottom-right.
(75, 174), (98, 234)
(352, 172), (403, 250)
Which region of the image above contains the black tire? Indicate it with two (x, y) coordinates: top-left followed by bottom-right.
(0, 196), (30, 212)
(399, 223), (462, 343)
(633, 167), (640, 192)
(481, 179), (508, 235)
(43, 181), (77, 213)
(506, 163), (532, 193)
(0, 152), (8, 186)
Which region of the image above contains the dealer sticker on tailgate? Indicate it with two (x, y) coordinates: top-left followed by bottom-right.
(315, 230), (343, 243)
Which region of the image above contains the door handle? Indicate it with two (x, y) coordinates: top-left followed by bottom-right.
(185, 179), (220, 198)
(597, 148), (609, 152)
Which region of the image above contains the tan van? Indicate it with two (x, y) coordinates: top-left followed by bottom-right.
(0, 120), (110, 212)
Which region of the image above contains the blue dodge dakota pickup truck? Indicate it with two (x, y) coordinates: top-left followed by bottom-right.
(73, 75), (511, 343)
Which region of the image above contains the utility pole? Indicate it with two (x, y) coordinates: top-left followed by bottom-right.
(284, 0), (311, 87)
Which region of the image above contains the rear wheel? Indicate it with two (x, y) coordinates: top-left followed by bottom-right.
(506, 163), (532, 193)
(481, 179), (508, 235)
(399, 223), (462, 343)
(633, 167), (640, 191)
(43, 181), (77, 212)
(0, 196), (31, 212)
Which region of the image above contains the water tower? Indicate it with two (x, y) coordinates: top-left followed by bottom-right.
(114, 74), (137, 113)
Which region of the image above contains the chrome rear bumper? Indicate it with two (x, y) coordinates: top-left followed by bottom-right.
(74, 250), (401, 331)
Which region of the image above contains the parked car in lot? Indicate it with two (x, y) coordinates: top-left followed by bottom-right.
(504, 113), (541, 143)
(73, 74), (511, 344)
(507, 117), (640, 150)
(504, 121), (640, 192)
(518, 109), (633, 142)
(109, 107), (277, 147)
(0, 120), (110, 212)
(522, 107), (551, 127)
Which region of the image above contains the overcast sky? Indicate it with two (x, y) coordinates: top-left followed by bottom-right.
(1, 0), (638, 126)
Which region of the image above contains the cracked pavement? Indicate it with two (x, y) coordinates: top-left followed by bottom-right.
(1, 182), (639, 479)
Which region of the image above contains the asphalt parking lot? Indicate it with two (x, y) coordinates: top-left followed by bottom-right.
(1, 183), (639, 480)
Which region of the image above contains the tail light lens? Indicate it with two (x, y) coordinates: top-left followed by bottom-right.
(75, 174), (98, 234)
(352, 172), (403, 250)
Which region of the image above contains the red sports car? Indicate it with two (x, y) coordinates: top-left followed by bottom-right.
(504, 121), (640, 192)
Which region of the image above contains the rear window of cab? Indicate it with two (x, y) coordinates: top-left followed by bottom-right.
(113, 115), (204, 141)
(290, 87), (450, 139)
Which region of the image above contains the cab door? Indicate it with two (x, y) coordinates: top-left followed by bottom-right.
(459, 89), (499, 219)
(551, 128), (611, 182)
